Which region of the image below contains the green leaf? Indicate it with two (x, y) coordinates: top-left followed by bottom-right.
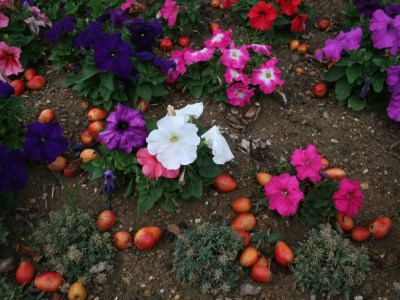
(123, 178), (134, 198)
(190, 86), (203, 99)
(346, 64), (363, 84)
(372, 58), (386, 68)
(348, 95), (366, 111)
(99, 72), (114, 91)
(313, 198), (329, 208)
(266, 233), (287, 244)
(158, 197), (178, 213)
(137, 183), (163, 213)
(324, 67), (346, 82)
(335, 77), (353, 101)
(138, 83), (152, 101)
(151, 85), (169, 97)
(371, 73), (385, 93)
(75, 65), (99, 83)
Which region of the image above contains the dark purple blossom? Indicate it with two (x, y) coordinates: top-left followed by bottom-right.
(127, 18), (162, 52)
(74, 22), (103, 50)
(369, 9), (400, 55)
(133, 51), (176, 73)
(0, 81), (14, 99)
(384, 4), (400, 18)
(103, 169), (116, 196)
(98, 103), (148, 153)
(387, 96), (400, 122)
(359, 76), (371, 98)
(23, 121), (69, 164)
(44, 16), (77, 42)
(386, 65), (400, 96)
(93, 32), (134, 78)
(96, 12), (111, 23)
(0, 144), (28, 194)
(352, 0), (381, 18)
(22, 0), (33, 8)
(109, 9), (130, 29)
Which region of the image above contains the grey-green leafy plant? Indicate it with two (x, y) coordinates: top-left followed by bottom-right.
(291, 224), (371, 299)
(32, 206), (116, 287)
(173, 223), (243, 295)
(0, 278), (43, 300)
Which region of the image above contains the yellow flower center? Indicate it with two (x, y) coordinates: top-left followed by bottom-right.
(170, 135), (179, 142)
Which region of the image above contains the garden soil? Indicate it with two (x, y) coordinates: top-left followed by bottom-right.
(5, 0), (400, 299)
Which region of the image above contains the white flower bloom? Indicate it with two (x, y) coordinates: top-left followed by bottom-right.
(201, 126), (234, 164)
(175, 102), (204, 122)
(147, 116), (200, 170)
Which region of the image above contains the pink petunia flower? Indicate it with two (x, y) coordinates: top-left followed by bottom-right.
(369, 9), (400, 56)
(227, 82), (254, 107)
(0, 0), (15, 10)
(290, 144), (324, 183)
(166, 48), (189, 83)
(204, 29), (232, 49)
(387, 95), (400, 122)
(224, 67), (249, 84)
(220, 44), (249, 69)
(0, 12), (9, 29)
(0, 42), (23, 77)
(184, 47), (214, 65)
(332, 178), (364, 217)
(30, 6), (52, 27)
(247, 43), (272, 56)
(136, 147), (180, 180)
(264, 173), (304, 216)
(156, 0), (187, 27)
(121, 0), (138, 11)
(250, 58), (284, 94)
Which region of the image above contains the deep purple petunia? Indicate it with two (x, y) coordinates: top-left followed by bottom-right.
(359, 76), (371, 98)
(133, 51), (176, 73)
(0, 80), (14, 99)
(103, 169), (116, 196)
(386, 65), (400, 96)
(93, 32), (134, 78)
(74, 22), (103, 49)
(387, 95), (400, 121)
(109, 8), (130, 29)
(97, 12), (111, 23)
(22, 0), (33, 8)
(98, 103), (148, 153)
(369, 9), (400, 55)
(127, 18), (162, 52)
(352, 0), (381, 18)
(0, 144), (28, 194)
(22, 121), (69, 164)
(384, 4), (400, 18)
(44, 16), (76, 42)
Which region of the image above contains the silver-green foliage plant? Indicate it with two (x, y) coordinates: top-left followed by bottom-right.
(291, 224), (371, 299)
(33, 206), (116, 286)
(173, 223), (243, 295)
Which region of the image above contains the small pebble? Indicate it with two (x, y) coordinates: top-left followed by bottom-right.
(195, 219), (201, 224)
(174, 295), (180, 300)
(160, 289), (164, 294)
(363, 169), (369, 174)
(330, 138), (338, 143)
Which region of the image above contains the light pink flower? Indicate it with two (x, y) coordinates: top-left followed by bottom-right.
(0, 42), (23, 77)
(136, 148), (180, 180)
(121, 0), (138, 11)
(290, 144), (324, 183)
(204, 29), (232, 49)
(227, 82), (254, 107)
(184, 47), (214, 65)
(220, 44), (249, 69)
(251, 58), (284, 94)
(264, 173), (304, 216)
(332, 178), (364, 217)
(157, 0), (187, 27)
(247, 43), (272, 56)
(224, 67), (249, 84)
(0, 0), (15, 10)
(166, 48), (189, 83)
(0, 12), (9, 29)
(30, 6), (52, 27)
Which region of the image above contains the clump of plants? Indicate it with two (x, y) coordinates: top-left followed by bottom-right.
(291, 224), (371, 299)
(0, 217), (8, 245)
(173, 222), (243, 295)
(33, 205), (116, 288)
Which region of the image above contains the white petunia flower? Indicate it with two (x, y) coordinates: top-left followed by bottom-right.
(201, 126), (234, 164)
(175, 102), (204, 122)
(147, 116), (200, 170)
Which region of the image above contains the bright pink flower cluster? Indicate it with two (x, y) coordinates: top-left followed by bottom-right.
(136, 148), (180, 180)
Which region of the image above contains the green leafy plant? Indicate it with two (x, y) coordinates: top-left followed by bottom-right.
(173, 222), (243, 294)
(0, 97), (27, 149)
(0, 278), (43, 300)
(291, 224), (371, 299)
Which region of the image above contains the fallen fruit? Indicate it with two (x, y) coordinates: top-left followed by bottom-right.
(255, 256), (269, 267)
(87, 108), (107, 122)
(24, 68), (37, 81)
(313, 82), (328, 98)
(211, 0), (220, 8)
(63, 162), (82, 177)
(297, 43), (308, 54)
(321, 157), (329, 169)
(336, 213), (354, 232)
(317, 19), (331, 31)
(160, 38), (173, 52)
(114, 231), (132, 250)
(134, 226), (162, 250)
(88, 121), (105, 134)
(214, 173), (237, 192)
(256, 172), (272, 186)
(351, 226), (370, 242)
(274, 241), (294, 266)
(47, 156), (67, 171)
(38, 108), (55, 123)
(231, 197), (251, 213)
(236, 230), (251, 246)
(81, 130), (98, 147)
(80, 149), (98, 163)
(15, 261), (35, 285)
(251, 265), (272, 283)
(137, 98), (150, 113)
(10, 79), (25, 96)
(289, 39), (299, 50)
(97, 210), (116, 232)
(240, 247), (259, 267)
(325, 168), (347, 180)
(34, 272), (63, 292)
(178, 36), (190, 47)
(209, 22), (220, 32)
(68, 282), (87, 300)
(231, 212), (257, 231)
(27, 75), (46, 90)
(369, 216), (392, 239)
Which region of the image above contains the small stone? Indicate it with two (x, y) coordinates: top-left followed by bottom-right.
(160, 289), (164, 294)
(362, 169), (369, 174)
(310, 295), (316, 300)
(144, 290), (151, 297)
(140, 284), (146, 288)
(330, 138), (338, 143)
(149, 276), (154, 280)
(74, 120), (80, 126)
(231, 108), (239, 115)
(360, 182), (369, 190)
(354, 296), (363, 300)
(244, 105), (259, 119)
(240, 284), (260, 296)
(194, 218), (201, 224)
(29, 198), (36, 204)
(393, 282), (400, 296)
(174, 295), (181, 300)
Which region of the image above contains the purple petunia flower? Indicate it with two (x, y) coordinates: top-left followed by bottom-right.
(103, 169), (116, 196)
(23, 121), (68, 164)
(352, 0), (381, 18)
(96, 12), (111, 23)
(98, 103), (148, 153)
(93, 32), (134, 78)
(133, 51), (176, 73)
(369, 9), (400, 55)
(386, 65), (400, 96)
(44, 16), (76, 42)
(74, 22), (103, 50)
(22, 0), (33, 8)
(384, 4), (400, 18)
(109, 8), (130, 29)
(359, 76), (371, 98)
(127, 18), (162, 52)
(0, 81), (14, 99)
(387, 96), (400, 122)
(0, 144), (28, 194)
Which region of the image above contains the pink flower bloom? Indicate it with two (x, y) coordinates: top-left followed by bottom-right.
(332, 178), (364, 217)
(157, 0), (187, 27)
(184, 47), (214, 65)
(264, 173), (304, 216)
(0, 0), (15, 10)
(166, 48), (189, 83)
(0, 42), (23, 77)
(224, 67), (249, 84)
(250, 58), (284, 94)
(0, 12), (9, 29)
(247, 43), (272, 56)
(30, 6), (52, 27)
(121, 0), (138, 11)
(204, 29), (232, 49)
(290, 144), (324, 183)
(227, 82), (254, 107)
(136, 147), (180, 180)
(220, 44), (249, 69)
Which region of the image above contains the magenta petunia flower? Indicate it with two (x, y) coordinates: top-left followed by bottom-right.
(204, 29), (232, 49)
(250, 58), (284, 94)
(317, 27), (363, 61)
(290, 144), (324, 183)
(166, 48), (189, 83)
(136, 147), (180, 180)
(227, 82), (254, 107)
(247, 43), (272, 56)
(0, 12), (9, 29)
(369, 9), (400, 55)
(332, 178), (364, 217)
(386, 66), (400, 97)
(0, 42), (23, 77)
(387, 96), (400, 122)
(184, 47), (214, 65)
(157, 0), (187, 27)
(121, 0), (137, 11)
(224, 67), (249, 85)
(264, 173), (304, 216)
(220, 44), (249, 70)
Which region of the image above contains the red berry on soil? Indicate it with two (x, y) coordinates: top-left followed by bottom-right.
(114, 231), (132, 250)
(274, 241), (294, 266)
(231, 197), (251, 213)
(231, 212), (257, 231)
(178, 36), (190, 47)
(97, 210), (116, 232)
(336, 213), (354, 232)
(160, 38), (173, 52)
(64, 162), (82, 177)
(24, 68), (37, 81)
(313, 82), (328, 98)
(134, 226), (162, 250)
(47, 156), (67, 171)
(87, 108), (107, 121)
(15, 261), (35, 285)
(317, 19), (331, 31)
(10, 79), (25, 96)
(236, 230), (251, 246)
(251, 265), (272, 283)
(369, 216), (392, 239)
(209, 22), (220, 32)
(34, 272), (63, 292)
(38, 108), (55, 123)
(240, 247), (259, 267)
(88, 121), (105, 134)
(81, 130), (98, 147)
(27, 75), (46, 90)
(351, 226), (370, 242)
(214, 173), (237, 192)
